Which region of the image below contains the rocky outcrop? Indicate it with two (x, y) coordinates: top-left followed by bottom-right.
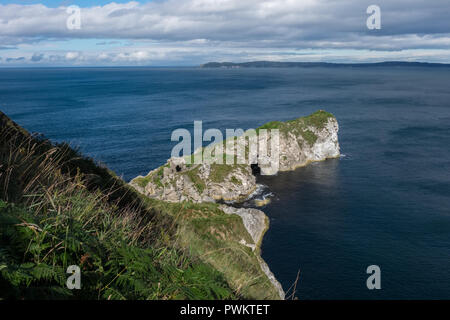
(129, 110), (340, 300)
(130, 110), (340, 203)
(131, 158), (256, 203)
(277, 112), (340, 172)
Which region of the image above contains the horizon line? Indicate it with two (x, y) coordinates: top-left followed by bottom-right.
(1, 60), (450, 69)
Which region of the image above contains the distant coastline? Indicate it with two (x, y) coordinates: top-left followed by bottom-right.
(200, 61), (450, 68)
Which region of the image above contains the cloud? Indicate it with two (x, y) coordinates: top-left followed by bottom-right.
(0, 46), (17, 50)
(6, 57), (25, 62)
(0, 0), (449, 65)
(65, 51), (81, 60)
(96, 41), (121, 45)
(1, 1), (449, 50)
(31, 52), (44, 61)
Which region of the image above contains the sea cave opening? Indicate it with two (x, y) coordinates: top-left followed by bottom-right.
(251, 163), (261, 176)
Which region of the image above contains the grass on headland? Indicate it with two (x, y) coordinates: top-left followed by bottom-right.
(134, 167), (164, 189)
(184, 166), (206, 194)
(257, 110), (334, 146)
(209, 163), (248, 183)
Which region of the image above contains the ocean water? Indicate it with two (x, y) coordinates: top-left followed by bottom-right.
(1, 66), (449, 299)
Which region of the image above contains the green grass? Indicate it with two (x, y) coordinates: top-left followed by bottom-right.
(184, 166), (206, 194)
(230, 176), (242, 185)
(134, 167), (165, 189)
(257, 110), (334, 146)
(0, 196), (234, 300)
(209, 164), (247, 183)
(0, 111), (237, 300)
(209, 164), (235, 182)
(300, 129), (318, 146)
(134, 175), (153, 188)
(257, 121), (284, 130)
(301, 110), (334, 129)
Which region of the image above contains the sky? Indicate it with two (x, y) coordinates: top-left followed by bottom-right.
(0, 0), (449, 66)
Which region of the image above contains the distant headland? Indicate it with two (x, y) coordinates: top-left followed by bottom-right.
(200, 61), (450, 68)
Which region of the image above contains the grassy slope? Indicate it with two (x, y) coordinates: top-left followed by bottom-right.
(0, 111), (278, 300)
(144, 199), (279, 299)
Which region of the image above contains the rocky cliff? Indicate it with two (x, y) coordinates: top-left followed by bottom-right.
(273, 110), (340, 172)
(130, 110), (340, 203)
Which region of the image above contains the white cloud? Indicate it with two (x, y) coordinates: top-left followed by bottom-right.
(0, 0), (449, 65)
(65, 51), (81, 60)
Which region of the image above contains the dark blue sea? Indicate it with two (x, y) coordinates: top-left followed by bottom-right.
(1, 66), (449, 299)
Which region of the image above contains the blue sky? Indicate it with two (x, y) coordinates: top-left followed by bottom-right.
(1, 0), (449, 66)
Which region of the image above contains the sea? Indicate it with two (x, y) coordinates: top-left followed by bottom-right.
(1, 66), (449, 299)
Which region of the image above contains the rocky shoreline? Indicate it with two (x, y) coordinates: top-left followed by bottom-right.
(130, 110), (340, 299)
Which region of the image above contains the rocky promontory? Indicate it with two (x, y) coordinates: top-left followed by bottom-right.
(129, 110), (340, 300)
(130, 110), (340, 204)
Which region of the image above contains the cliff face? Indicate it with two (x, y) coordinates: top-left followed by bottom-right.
(130, 110), (340, 203)
(131, 159), (256, 203)
(276, 111), (340, 172)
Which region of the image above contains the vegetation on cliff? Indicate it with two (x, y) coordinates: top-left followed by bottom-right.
(257, 110), (334, 146)
(0, 111), (280, 300)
